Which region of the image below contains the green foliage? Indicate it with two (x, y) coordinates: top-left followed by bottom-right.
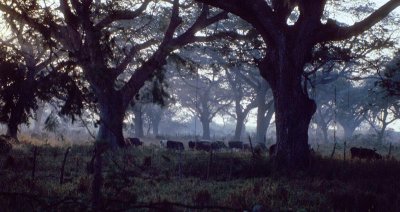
(0, 49), (35, 125)
(378, 51), (400, 96)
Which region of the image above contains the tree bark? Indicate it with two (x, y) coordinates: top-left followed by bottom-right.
(96, 92), (126, 148)
(255, 88), (267, 144)
(233, 113), (245, 141)
(201, 118), (211, 140)
(152, 119), (160, 137)
(377, 110), (389, 143)
(260, 49), (317, 171)
(6, 81), (35, 139)
(6, 103), (22, 139)
(263, 103), (275, 141)
(316, 120), (329, 143)
(34, 102), (45, 132)
(133, 104), (144, 138)
(272, 83), (316, 170)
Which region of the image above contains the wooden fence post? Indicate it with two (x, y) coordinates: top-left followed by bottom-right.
(31, 146), (38, 182)
(330, 142), (337, 159)
(60, 147), (71, 185)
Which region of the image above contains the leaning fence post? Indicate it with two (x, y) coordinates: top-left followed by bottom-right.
(60, 147), (71, 185)
(330, 142), (337, 159)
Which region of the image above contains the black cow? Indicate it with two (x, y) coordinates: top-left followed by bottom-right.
(228, 141), (244, 149)
(212, 141), (227, 151)
(350, 147), (382, 161)
(188, 140), (212, 151)
(125, 137), (143, 146)
(196, 141), (212, 151)
(166, 140), (184, 151)
(188, 141), (196, 149)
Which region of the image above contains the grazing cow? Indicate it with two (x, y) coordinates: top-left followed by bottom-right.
(195, 141), (212, 151)
(125, 137), (143, 146)
(166, 140), (184, 151)
(188, 141), (196, 150)
(228, 141), (244, 150)
(350, 147), (382, 161)
(189, 140), (226, 151)
(212, 141), (227, 151)
(188, 140), (213, 151)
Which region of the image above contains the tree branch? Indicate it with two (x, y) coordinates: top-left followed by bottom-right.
(170, 8), (229, 47)
(113, 39), (158, 76)
(120, 0), (181, 106)
(319, 0), (400, 42)
(162, 0), (183, 46)
(194, 0), (275, 43)
(95, 0), (151, 30)
(59, 0), (79, 29)
(0, 4), (52, 39)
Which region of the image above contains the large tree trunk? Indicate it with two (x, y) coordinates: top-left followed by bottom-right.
(133, 105), (144, 137)
(260, 50), (316, 171)
(152, 119), (160, 137)
(6, 82), (34, 139)
(340, 121), (358, 140)
(272, 85), (316, 170)
(233, 113), (245, 141)
(255, 88), (267, 143)
(34, 102), (45, 132)
(263, 103), (275, 141)
(96, 92), (126, 148)
(6, 98), (24, 138)
(200, 118), (211, 140)
(6, 117), (19, 139)
(148, 105), (163, 137)
(317, 122), (329, 143)
(377, 109), (390, 143)
(343, 126), (356, 140)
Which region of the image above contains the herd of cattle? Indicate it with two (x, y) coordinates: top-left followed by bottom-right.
(125, 137), (267, 152)
(124, 137), (385, 160)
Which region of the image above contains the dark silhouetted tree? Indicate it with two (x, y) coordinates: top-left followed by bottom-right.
(195, 0), (400, 170)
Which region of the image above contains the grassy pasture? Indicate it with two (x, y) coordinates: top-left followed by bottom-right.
(1, 137), (400, 211)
